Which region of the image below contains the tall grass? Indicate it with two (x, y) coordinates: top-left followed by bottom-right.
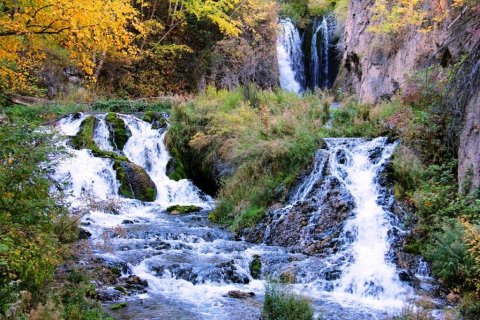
(261, 282), (314, 320)
(168, 87), (329, 229)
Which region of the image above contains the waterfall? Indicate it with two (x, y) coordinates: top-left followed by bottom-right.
(51, 115), (415, 319)
(262, 137), (412, 311)
(308, 16), (336, 90)
(325, 138), (409, 308)
(276, 15), (339, 92)
(277, 18), (305, 94)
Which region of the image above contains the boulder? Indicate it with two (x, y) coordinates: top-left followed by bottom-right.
(105, 113), (132, 151)
(166, 205), (202, 215)
(226, 290), (255, 299)
(114, 160), (157, 202)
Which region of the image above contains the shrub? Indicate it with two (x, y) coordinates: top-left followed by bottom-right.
(424, 221), (479, 291)
(261, 282), (314, 320)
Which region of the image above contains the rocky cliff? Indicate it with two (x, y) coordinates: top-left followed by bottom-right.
(338, 0), (479, 196)
(459, 91), (480, 195)
(339, 0), (453, 104)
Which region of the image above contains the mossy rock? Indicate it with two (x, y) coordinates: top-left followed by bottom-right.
(71, 115), (96, 150)
(114, 286), (127, 295)
(249, 255), (262, 279)
(71, 115), (129, 161)
(114, 160), (157, 202)
(110, 302), (127, 310)
(166, 144), (187, 181)
(166, 205), (202, 215)
(105, 113), (132, 151)
(142, 111), (168, 130)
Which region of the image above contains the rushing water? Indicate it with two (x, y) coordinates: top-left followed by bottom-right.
(277, 16), (339, 92)
(52, 114), (421, 319)
(308, 16), (336, 90)
(277, 18), (305, 94)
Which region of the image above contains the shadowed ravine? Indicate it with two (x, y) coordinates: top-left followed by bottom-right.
(52, 114), (435, 320)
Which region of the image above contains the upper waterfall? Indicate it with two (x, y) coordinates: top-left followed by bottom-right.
(277, 18), (305, 94)
(277, 16), (340, 93)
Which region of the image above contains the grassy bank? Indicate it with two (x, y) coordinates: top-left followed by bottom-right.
(168, 87), (332, 229)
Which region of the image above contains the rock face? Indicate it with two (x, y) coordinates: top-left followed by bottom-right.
(339, 0), (451, 104)
(459, 91), (480, 195)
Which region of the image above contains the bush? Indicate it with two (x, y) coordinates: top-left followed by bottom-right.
(424, 221), (479, 291)
(261, 282), (314, 320)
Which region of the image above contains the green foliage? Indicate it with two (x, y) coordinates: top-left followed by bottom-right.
(424, 221), (479, 290)
(326, 97), (397, 138)
(168, 87), (328, 229)
(91, 99), (172, 113)
(0, 123), (64, 296)
(261, 282), (314, 320)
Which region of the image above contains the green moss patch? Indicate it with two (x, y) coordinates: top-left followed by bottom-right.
(142, 111), (168, 130)
(113, 160), (157, 202)
(105, 113), (131, 150)
(110, 302), (127, 310)
(249, 255), (262, 279)
(166, 205), (202, 215)
(71, 115), (96, 150)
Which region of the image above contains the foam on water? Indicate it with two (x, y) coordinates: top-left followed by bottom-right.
(52, 114), (416, 319)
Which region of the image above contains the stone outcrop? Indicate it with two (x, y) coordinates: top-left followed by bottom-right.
(339, 0), (452, 104)
(114, 160), (157, 202)
(459, 91), (480, 195)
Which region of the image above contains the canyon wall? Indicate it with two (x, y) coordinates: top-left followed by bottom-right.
(338, 0), (479, 194)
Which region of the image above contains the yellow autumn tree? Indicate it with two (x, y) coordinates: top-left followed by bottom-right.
(369, 0), (478, 34)
(0, 0), (139, 93)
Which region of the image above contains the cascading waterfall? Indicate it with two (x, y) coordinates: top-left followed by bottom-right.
(277, 18), (305, 94)
(309, 16), (336, 90)
(276, 15), (339, 92)
(51, 114), (421, 319)
(325, 138), (410, 308)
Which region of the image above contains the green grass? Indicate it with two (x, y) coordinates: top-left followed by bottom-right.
(168, 87), (330, 229)
(261, 282), (314, 320)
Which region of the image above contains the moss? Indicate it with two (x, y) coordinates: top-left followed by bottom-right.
(110, 267), (121, 276)
(71, 116), (129, 161)
(110, 302), (127, 310)
(166, 205), (202, 214)
(71, 116), (96, 150)
(166, 144), (187, 181)
(105, 113), (131, 150)
(142, 111), (168, 130)
(113, 160), (157, 202)
(114, 286), (127, 295)
(249, 255), (262, 279)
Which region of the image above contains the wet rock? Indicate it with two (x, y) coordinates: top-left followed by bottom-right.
(249, 255), (262, 279)
(244, 175), (354, 256)
(280, 270), (297, 284)
(398, 270), (414, 283)
(78, 227), (92, 239)
(226, 290), (255, 299)
(125, 275), (148, 288)
(142, 111), (168, 130)
(216, 260), (250, 284)
(105, 113), (132, 150)
(122, 219), (134, 225)
(166, 205), (202, 215)
(96, 288), (123, 301)
(114, 160), (157, 202)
